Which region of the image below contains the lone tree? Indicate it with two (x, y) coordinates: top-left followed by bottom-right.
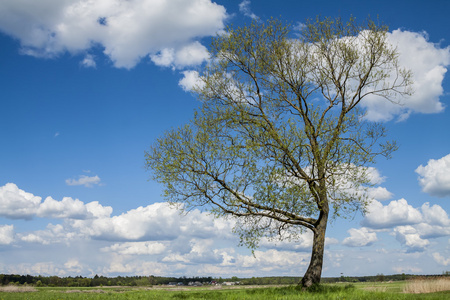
(145, 17), (412, 287)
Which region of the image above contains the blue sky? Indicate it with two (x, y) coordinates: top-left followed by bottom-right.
(0, 0), (449, 278)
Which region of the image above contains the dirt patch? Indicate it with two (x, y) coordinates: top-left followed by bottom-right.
(0, 286), (38, 293)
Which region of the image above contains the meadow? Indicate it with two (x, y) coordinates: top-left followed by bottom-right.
(0, 278), (449, 300)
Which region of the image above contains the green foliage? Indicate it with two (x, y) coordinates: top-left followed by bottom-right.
(146, 16), (413, 286)
(146, 15), (411, 246)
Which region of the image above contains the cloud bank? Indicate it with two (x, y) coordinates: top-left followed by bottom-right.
(1, 181), (449, 276)
(0, 0), (227, 69)
(360, 199), (450, 252)
(416, 153), (450, 197)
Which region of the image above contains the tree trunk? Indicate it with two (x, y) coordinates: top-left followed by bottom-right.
(300, 211), (328, 288)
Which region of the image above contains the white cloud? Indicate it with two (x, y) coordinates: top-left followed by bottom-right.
(162, 239), (225, 265)
(150, 42), (209, 69)
(363, 199), (422, 229)
(103, 256), (170, 276)
(81, 54), (96, 68)
(0, 183), (41, 219)
(342, 227), (377, 247)
(239, 1), (258, 20)
(101, 241), (166, 255)
(174, 42), (210, 67)
(2, 183), (448, 277)
(367, 187), (393, 201)
(0, 183), (112, 221)
(364, 167), (393, 201)
(392, 265), (423, 274)
(85, 201), (113, 218)
(393, 225), (430, 252)
(149, 48), (175, 67)
(64, 259), (84, 274)
(179, 70), (205, 92)
(259, 231), (313, 251)
(414, 222), (450, 239)
(0, 0), (227, 69)
(69, 202), (234, 242)
(8, 262), (70, 277)
(37, 197), (90, 219)
(432, 252), (450, 266)
(0, 225), (15, 245)
(366, 167), (387, 185)
(361, 198), (450, 252)
(421, 202), (450, 226)
(236, 249), (310, 272)
(66, 175), (101, 187)
(415, 153), (450, 197)
(362, 30), (449, 121)
(19, 224), (78, 245)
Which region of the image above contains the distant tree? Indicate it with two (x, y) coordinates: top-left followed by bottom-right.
(146, 16), (412, 287)
(376, 273), (385, 282)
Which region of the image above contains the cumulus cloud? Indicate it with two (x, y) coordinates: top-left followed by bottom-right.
(0, 183), (112, 221)
(367, 187), (393, 201)
(393, 225), (430, 252)
(421, 202), (450, 226)
(0, 225), (15, 245)
(257, 231), (338, 252)
(37, 197), (90, 219)
(363, 199), (422, 229)
(0, 0), (227, 69)
(364, 167), (393, 201)
(162, 239), (226, 265)
(414, 222), (450, 239)
(0, 183), (233, 246)
(66, 175), (101, 187)
(151, 42), (209, 69)
(236, 249), (310, 272)
(362, 198), (450, 252)
(69, 202), (233, 242)
(258, 232), (313, 252)
(342, 227), (377, 247)
(19, 224), (78, 245)
(415, 153), (450, 197)
(179, 70), (206, 92)
(0, 183), (41, 219)
(362, 30), (449, 121)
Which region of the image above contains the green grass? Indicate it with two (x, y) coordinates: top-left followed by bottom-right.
(0, 283), (449, 300)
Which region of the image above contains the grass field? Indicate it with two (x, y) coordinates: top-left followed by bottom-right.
(0, 279), (449, 299)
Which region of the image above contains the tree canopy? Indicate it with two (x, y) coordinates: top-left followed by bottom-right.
(145, 16), (412, 287)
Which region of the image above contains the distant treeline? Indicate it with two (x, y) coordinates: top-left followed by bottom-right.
(0, 273), (448, 287)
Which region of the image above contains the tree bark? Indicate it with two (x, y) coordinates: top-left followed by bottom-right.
(300, 211), (328, 288)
